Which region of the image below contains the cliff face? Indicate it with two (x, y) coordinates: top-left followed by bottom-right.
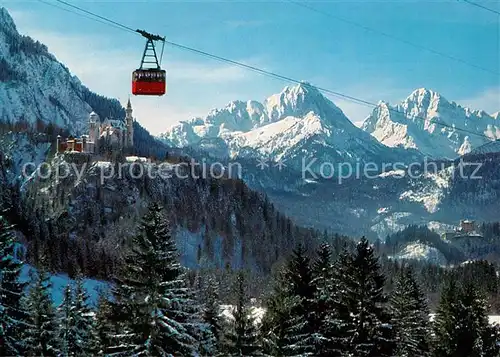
(0, 7), (96, 131)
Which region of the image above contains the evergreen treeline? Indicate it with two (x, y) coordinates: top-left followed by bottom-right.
(79, 88), (125, 122)
(132, 120), (170, 159)
(2, 206), (500, 356)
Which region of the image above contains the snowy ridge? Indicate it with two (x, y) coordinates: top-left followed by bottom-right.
(159, 82), (420, 172)
(362, 88), (500, 159)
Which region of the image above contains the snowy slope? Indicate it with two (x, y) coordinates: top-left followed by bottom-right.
(20, 264), (110, 307)
(390, 242), (447, 265)
(362, 88), (500, 159)
(0, 8), (112, 133)
(159, 83), (421, 172)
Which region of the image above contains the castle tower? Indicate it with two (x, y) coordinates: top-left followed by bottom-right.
(89, 111), (100, 153)
(126, 98), (134, 149)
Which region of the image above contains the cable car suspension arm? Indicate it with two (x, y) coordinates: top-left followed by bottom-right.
(136, 29), (165, 69)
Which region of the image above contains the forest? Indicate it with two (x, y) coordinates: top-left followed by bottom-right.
(1, 203), (499, 356)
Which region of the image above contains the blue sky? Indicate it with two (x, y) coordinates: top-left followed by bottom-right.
(2, 0), (499, 135)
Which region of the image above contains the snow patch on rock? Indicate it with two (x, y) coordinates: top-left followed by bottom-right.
(390, 242), (447, 265)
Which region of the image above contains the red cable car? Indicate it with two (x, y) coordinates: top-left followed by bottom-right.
(132, 30), (166, 96)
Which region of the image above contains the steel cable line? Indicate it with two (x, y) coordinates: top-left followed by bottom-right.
(460, 0), (500, 15)
(286, 0), (499, 76)
(37, 0), (129, 33)
(52, 0), (138, 34)
(41, 0), (496, 141)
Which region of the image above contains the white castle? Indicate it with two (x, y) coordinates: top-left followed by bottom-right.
(57, 99), (135, 154)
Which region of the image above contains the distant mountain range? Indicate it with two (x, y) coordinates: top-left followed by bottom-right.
(158, 84), (499, 172)
(362, 88), (500, 158)
(158, 82), (425, 174)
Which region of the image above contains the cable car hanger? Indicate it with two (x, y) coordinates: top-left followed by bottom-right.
(136, 29), (165, 70)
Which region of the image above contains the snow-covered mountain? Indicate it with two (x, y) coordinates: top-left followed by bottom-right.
(362, 88), (500, 159)
(0, 8), (114, 133)
(159, 83), (421, 173)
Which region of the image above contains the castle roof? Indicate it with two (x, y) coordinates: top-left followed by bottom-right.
(103, 118), (127, 130)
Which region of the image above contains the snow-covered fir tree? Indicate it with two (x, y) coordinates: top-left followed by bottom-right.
(310, 242), (341, 355)
(106, 202), (205, 356)
(333, 237), (395, 356)
(390, 266), (431, 357)
(260, 280), (305, 357)
(57, 275), (98, 356)
(222, 271), (262, 356)
(23, 265), (60, 356)
(198, 273), (222, 355)
(57, 284), (76, 355)
(93, 288), (114, 355)
(0, 216), (29, 356)
(459, 284), (500, 357)
(261, 244), (316, 356)
(72, 275), (100, 355)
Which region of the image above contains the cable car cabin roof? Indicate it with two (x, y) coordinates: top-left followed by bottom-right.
(133, 69), (166, 81)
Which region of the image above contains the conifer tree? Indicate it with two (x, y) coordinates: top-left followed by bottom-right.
(433, 280), (500, 357)
(223, 271), (262, 356)
(75, 277), (100, 353)
(199, 274), (222, 355)
(432, 278), (461, 357)
(94, 288), (114, 356)
(260, 280), (305, 357)
(390, 266), (431, 357)
(310, 242), (339, 355)
(107, 202), (202, 356)
(333, 237), (395, 356)
(261, 245), (317, 356)
(0, 216), (29, 356)
(23, 267), (60, 356)
(282, 244), (316, 355)
(57, 284), (76, 355)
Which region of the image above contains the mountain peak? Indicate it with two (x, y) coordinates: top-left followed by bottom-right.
(264, 81), (345, 124)
(284, 81), (317, 93)
(399, 87), (450, 117)
(405, 88), (444, 105)
(362, 87), (500, 158)
(0, 7), (17, 34)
